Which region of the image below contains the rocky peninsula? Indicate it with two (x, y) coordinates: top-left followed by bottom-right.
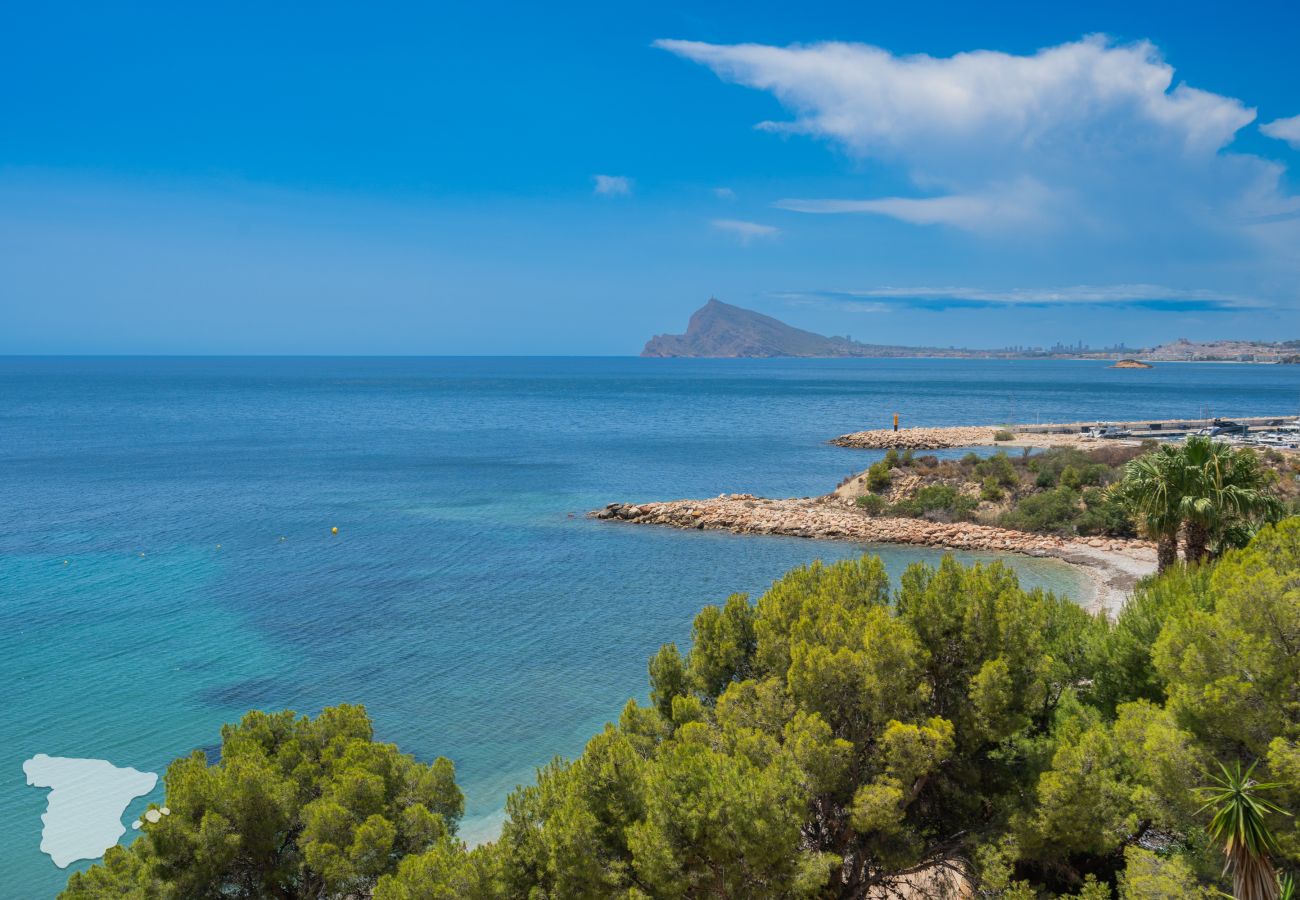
(594, 494), (1155, 616)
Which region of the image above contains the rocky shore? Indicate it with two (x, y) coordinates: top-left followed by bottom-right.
(593, 494), (1156, 616)
(830, 426), (1002, 450)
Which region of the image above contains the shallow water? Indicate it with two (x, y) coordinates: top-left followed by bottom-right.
(3, 356), (1298, 896)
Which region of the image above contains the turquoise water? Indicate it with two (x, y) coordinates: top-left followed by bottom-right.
(3, 356), (1299, 896)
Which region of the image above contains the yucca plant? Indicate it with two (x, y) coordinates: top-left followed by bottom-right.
(1196, 760), (1292, 900)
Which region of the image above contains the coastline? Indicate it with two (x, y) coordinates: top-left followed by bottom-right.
(593, 495), (1155, 617)
(831, 413), (1300, 454)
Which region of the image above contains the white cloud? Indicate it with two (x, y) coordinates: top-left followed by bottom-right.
(1261, 114), (1300, 150)
(772, 284), (1263, 311)
(656, 36), (1299, 243)
(656, 36), (1253, 158)
(711, 218), (780, 243)
(776, 179), (1053, 232)
(713, 186), (737, 200)
(593, 174), (632, 196)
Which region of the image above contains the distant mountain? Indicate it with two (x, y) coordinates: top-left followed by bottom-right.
(641, 299), (911, 358)
(640, 299), (1296, 361)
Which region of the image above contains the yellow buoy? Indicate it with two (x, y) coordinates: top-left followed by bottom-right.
(331, 526), (339, 535)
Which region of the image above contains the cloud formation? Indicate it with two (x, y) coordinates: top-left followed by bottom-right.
(1261, 114), (1300, 150)
(656, 36), (1300, 249)
(711, 218), (780, 243)
(712, 187), (737, 200)
(774, 284), (1262, 312)
(592, 174), (632, 196)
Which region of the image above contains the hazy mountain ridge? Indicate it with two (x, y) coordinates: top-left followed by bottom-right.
(642, 300), (1297, 361)
(640, 299), (928, 358)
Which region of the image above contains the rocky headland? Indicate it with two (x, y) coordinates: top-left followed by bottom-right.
(593, 494), (1155, 616)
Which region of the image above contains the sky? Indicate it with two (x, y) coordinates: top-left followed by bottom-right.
(2, 0), (1299, 354)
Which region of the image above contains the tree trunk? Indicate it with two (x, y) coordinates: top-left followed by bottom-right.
(1156, 532), (1179, 572)
(1184, 521), (1211, 564)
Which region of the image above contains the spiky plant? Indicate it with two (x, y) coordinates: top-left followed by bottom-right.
(1196, 760), (1291, 900)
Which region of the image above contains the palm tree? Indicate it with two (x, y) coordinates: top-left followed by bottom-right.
(1115, 437), (1282, 571)
(1196, 760), (1291, 900)
(1177, 436), (1282, 563)
(1115, 446), (1186, 571)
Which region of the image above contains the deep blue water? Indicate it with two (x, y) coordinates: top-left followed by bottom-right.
(3, 356), (1299, 897)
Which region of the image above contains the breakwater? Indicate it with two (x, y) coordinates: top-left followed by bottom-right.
(593, 495), (1156, 615)
(830, 426), (1001, 450)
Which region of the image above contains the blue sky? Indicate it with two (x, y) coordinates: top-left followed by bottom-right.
(3, 0), (1299, 353)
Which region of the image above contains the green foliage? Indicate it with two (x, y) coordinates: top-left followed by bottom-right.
(1061, 463), (1108, 490)
(1118, 846), (1216, 898)
(993, 428), (1015, 441)
(1116, 436), (1282, 570)
(1077, 486), (1138, 537)
(889, 484), (978, 521)
(981, 476), (1005, 502)
(1156, 519), (1300, 755)
(1094, 564), (1215, 712)
(866, 459), (893, 491)
(481, 555), (1117, 897)
(61, 705), (464, 900)
(855, 493), (888, 514)
(65, 521), (1300, 899)
(999, 486), (1083, 534)
(975, 451), (1018, 487)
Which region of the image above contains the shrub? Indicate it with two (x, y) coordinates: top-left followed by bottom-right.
(866, 460), (893, 491)
(1076, 487), (1137, 537)
(1061, 463), (1110, 490)
(993, 428), (1015, 441)
(856, 494), (888, 514)
(999, 486), (1083, 534)
(884, 448), (901, 468)
(890, 485), (977, 521)
(975, 452), (1018, 488)
(981, 477), (1005, 502)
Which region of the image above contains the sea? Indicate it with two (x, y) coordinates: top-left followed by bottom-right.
(3, 356), (1299, 897)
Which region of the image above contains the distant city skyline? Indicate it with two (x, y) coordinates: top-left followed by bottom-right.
(3, 1), (1299, 354)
